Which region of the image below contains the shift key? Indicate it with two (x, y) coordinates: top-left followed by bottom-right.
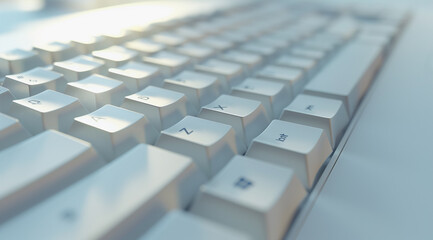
(304, 41), (384, 116)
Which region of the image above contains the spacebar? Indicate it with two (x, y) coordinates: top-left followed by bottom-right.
(303, 40), (384, 116)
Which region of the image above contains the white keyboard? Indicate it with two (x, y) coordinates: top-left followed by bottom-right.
(0, 1), (407, 239)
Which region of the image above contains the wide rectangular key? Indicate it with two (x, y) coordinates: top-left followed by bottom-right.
(69, 104), (157, 161)
(33, 42), (79, 64)
(3, 67), (66, 98)
(195, 59), (244, 91)
(0, 130), (104, 224)
(122, 86), (187, 130)
(8, 90), (87, 134)
(231, 78), (291, 118)
(0, 49), (45, 76)
(280, 94), (349, 148)
(190, 155), (306, 240)
(304, 41), (383, 116)
(156, 116), (237, 178)
(124, 38), (166, 56)
(246, 120), (332, 189)
(163, 71), (221, 115)
(53, 55), (106, 82)
(256, 65), (304, 96)
(92, 46), (139, 68)
(0, 144), (205, 240)
(199, 95), (270, 153)
(0, 86), (14, 113)
(108, 61), (162, 91)
(141, 211), (251, 240)
(0, 113), (30, 151)
(65, 74), (129, 111)
(142, 51), (192, 77)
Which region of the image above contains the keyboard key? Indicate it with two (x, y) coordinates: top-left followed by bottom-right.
(122, 86), (187, 130)
(163, 71), (221, 115)
(199, 95), (270, 153)
(33, 42), (79, 64)
(190, 155), (306, 240)
(3, 67), (66, 99)
(142, 51), (192, 77)
(194, 21), (223, 35)
(92, 46), (139, 68)
(231, 78), (291, 118)
(53, 55), (106, 82)
(0, 49), (45, 76)
(239, 42), (277, 60)
(71, 35), (111, 54)
(0, 86), (14, 113)
(156, 116), (237, 177)
(275, 55), (317, 76)
(102, 29), (136, 45)
(195, 59), (244, 91)
(219, 30), (249, 44)
(0, 144), (205, 239)
(280, 94), (349, 148)
(325, 17), (358, 40)
(199, 36), (234, 52)
(128, 24), (158, 37)
(175, 26), (207, 40)
(256, 35), (291, 50)
(290, 47), (326, 64)
(141, 210), (251, 240)
(152, 31), (187, 47)
(8, 90), (87, 134)
(256, 65), (304, 96)
(246, 120), (332, 189)
(69, 104), (158, 161)
(175, 43), (215, 63)
(0, 130), (104, 224)
(124, 38), (166, 56)
(108, 61), (162, 91)
(65, 74), (129, 111)
(0, 113), (31, 151)
(300, 37), (337, 54)
(218, 50), (263, 73)
(304, 41), (383, 116)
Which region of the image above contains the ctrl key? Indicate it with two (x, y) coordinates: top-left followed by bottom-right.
(0, 130), (104, 224)
(190, 155), (306, 240)
(0, 144), (205, 240)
